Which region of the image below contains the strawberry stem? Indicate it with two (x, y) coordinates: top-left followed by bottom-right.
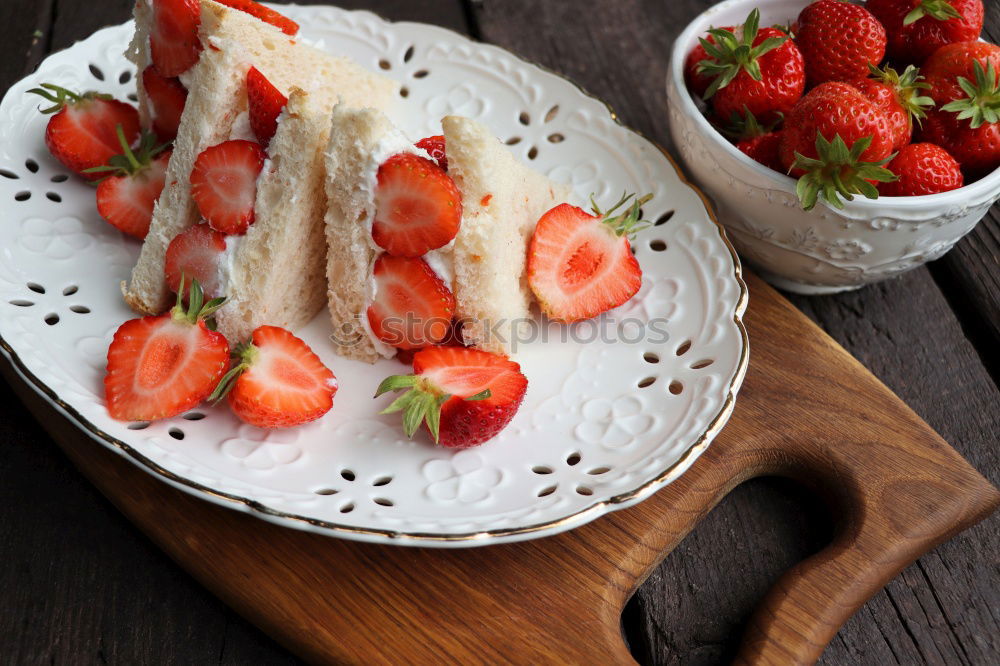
(792, 134), (897, 211)
(903, 0), (962, 25)
(375, 374), (490, 442)
(208, 342), (255, 402)
(696, 8), (788, 99)
(941, 61), (1000, 129)
(82, 128), (168, 180)
(590, 192), (654, 239)
(171, 273), (227, 326)
(26, 83), (109, 114)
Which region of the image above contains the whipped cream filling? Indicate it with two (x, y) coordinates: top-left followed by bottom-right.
(229, 110), (256, 142)
(212, 110), (283, 307)
(358, 131), (460, 358)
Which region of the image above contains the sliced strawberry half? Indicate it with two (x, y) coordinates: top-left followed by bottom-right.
(28, 83), (140, 178)
(215, 0), (299, 36)
(190, 139), (266, 234)
(142, 66), (187, 143)
(246, 66), (287, 148)
(164, 223), (229, 299)
(527, 194), (650, 323)
(88, 129), (171, 240)
(375, 346), (528, 448)
(105, 279), (229, 421)
(150, 0), (202, 78)
(415, 135), (448, 170)
(367, 254), (455, 350)
(210, 325), (336, 428)
(372, 153), (463, 257)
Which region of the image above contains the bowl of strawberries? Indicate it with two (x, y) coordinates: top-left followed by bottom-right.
(667, 0), (1000, 294)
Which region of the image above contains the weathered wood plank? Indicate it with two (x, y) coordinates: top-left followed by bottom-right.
(468, 1), (999, 664)
(0, 0), (53, 88)
(1, 0), (997, 664)
(928, 7), (1000, 380)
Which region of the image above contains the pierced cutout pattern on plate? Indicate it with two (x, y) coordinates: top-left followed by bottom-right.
(0, 7), (746, 547)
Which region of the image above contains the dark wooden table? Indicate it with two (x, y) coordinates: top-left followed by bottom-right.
(1, 1), (997, 664)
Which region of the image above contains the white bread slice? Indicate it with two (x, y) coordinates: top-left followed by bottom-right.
(323, 106), (399, 364)
(323, 109), (570, 362)
(212, 88), (329, 342)
(442, 115), (570, 354)
(122, 0), (399, 315)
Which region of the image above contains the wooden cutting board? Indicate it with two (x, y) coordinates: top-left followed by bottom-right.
(4, 272), (997, 665)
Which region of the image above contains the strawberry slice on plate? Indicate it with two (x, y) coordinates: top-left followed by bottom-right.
(28, 83), (140, 178)
(87, 129), (171, 240)
(210, 325), (336, 428)
(366, 254), (456, 350)
(150, 0), (202, 78)
(142, 66), (187, 143)
(246, 66), (287, 148)
(164, 223), (229, 300)
(375, 346), (528, 448)
(372, 153), (462, 257)
(105, 278), (229, 421)
(215, 0), (300, 36)
(190, 139), (266, 234)
(415, 135), (448, 170)
(527, 193), (651, 322)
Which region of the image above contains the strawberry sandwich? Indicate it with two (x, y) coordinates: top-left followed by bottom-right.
(122, 0), (399, 343)
(324, 107), (570, 362)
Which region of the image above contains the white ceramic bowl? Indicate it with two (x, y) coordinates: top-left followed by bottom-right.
(666, 0), (1000, 294)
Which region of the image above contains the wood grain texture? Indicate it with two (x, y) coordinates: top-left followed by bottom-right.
(1, 0), (999, 664)
(469, 0), (1000, 664)
(930, 9), (1000, 379)
(2, 273), (996, 665)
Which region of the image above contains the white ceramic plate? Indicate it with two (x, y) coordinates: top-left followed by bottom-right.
(0, 5), (748, 547)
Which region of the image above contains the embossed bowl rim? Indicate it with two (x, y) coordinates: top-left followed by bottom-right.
(667, 0), (1000, 217)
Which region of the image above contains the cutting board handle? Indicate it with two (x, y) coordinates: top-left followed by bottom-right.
(730, 429), (999, 665)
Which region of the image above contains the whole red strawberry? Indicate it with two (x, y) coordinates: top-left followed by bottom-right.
(855, 65), (934, 151)
(795, 0), (887, 86)
(684, 26), (736, 99)
(921, 60), (1000, 176)
(922, 41), (1000, 105)
(697, 9), (805, 124)
(376, 347), (528, 448)
(720, 107), (783, 171)
(780, 82), (897, 209)
(867, 0), (984, 64)
(879, 143), (964, 195)
(28, 83), (140, 179)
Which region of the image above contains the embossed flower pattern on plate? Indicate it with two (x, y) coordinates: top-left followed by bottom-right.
(423, 451), (502, 504)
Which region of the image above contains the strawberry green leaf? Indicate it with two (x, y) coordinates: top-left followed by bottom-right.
(695, 8), (787, 99)
(27, 83), (110, 114)
(868, 64), (935, 127)
(590, 192), (654, 239)
(791, 134), (897, 211)
(903, 0), (962, 26)
(941, 61), (1000, 129)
